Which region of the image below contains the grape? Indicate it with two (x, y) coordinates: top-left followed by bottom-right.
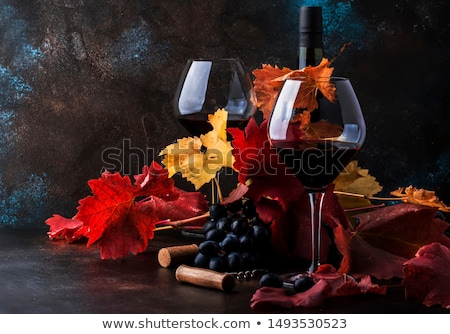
(252, 224), (270, 246)
(294, 276), (315, 292)
(239, 233), (254, 252)
(209, 204), (227, 221)
(259, 273), (283, 288)
(251, 216), (264, 226)
(202, 220), (216, 234)
(226, 252), (243, 272)
(231, 217), (249, 236)
(194, 252), (209, 268)
(215, 216), (231, 232)
(198, 240), (219, 257)
(220, 234), (240, 253)
(205, 228), (226, 242)
(209, 256), (226, 272)
(196, 198), (273, 274)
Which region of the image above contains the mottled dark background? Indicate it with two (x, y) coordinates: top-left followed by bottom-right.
(1, 0), (449, 228)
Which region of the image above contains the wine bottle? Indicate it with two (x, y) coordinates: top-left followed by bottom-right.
(298, 6), (323, 69)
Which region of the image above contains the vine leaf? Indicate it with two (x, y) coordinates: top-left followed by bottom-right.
(46, 162), (208, 259)
(391, 185), (450, 212)
(335, 203), (450, 279)
(402, 242), (450, 309)
(159, 109), (234, 190)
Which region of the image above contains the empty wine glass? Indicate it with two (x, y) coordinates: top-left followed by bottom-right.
(267, 76), (366, 277)
(174, 58), (257, 204)
(174, 58), (257, 136)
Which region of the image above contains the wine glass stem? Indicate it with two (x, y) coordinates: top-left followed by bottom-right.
(308, 191), (325, 273)
(210, 169), (223, 204)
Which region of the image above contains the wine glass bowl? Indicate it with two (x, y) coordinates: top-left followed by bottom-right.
(174, 58), (257, 136)
(267, 76), (366, 275)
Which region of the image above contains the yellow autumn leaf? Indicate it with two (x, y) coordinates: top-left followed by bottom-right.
(202, 108), (228, 143)
(391, 185), (450, 212)
(159, 109), (235, 190)
(159, 136), (203, 177)
(333, 160), (383, 199)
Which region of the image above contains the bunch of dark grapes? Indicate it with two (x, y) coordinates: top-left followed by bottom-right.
(194, 199), (273, 273)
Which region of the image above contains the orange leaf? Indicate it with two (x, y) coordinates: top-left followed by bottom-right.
(252, 64), (292, 119)
(391, 185), (450, 212)
(252, 59), (335, 120)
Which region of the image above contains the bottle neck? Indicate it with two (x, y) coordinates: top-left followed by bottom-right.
(298, 30), (323, 69)
(298, 46), (323, 69)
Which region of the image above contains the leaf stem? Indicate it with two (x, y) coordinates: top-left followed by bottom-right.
(156, 211), (210, 229)
(333, 190), (407, 202)
(213, 176), (223, 204)
(343, 204), (385, 213)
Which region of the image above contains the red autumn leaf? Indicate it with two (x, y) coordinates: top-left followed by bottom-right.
(133, 162), (178, 199)
(228, 118), (291, 186)
(46, 162), (208, 259)
(335, 203), (450, 279)
(251, 279), (331, 310)
(143, 188), (208, 222)
(46, 214), (84, 242)
(402, 242), (450, 309)
(250, 264), (386, 310)
(93, 200), (159, 260)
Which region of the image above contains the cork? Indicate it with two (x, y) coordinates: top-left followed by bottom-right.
(158, 244), (199, 268)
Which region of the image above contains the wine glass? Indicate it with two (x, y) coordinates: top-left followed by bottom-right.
(267, 76), (366, 277)
(174, 58), (257, 137)
(174, 58), (257, 203)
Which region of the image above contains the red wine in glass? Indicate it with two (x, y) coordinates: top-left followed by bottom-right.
(268, 76), (366, 277)
(272, 139), (360, 191)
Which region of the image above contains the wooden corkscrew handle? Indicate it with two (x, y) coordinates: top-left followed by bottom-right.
(175, 264), (235, 292)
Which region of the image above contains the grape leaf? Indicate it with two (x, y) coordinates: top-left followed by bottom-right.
(228, 118), (288, 186)
(333, 160), (383, 198)
(252, 58), (335, 119)
(46, 162), (208, 259)
(391, 185), (450, 212)
(402, 242), (450, 309)
(143, 188), (208, 222)
(335, 203), (450, 279)
(46, 214), (84, 242)
(250, 264), (386, 310)
(273, 58), (335, 113)
(252, 64), (292, 119)
(159, 109), (234, 190)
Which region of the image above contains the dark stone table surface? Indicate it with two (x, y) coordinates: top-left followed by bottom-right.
(0, 228), (448, 314)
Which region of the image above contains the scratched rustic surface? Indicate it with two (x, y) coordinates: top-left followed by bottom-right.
(0, 0), (449, 228)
